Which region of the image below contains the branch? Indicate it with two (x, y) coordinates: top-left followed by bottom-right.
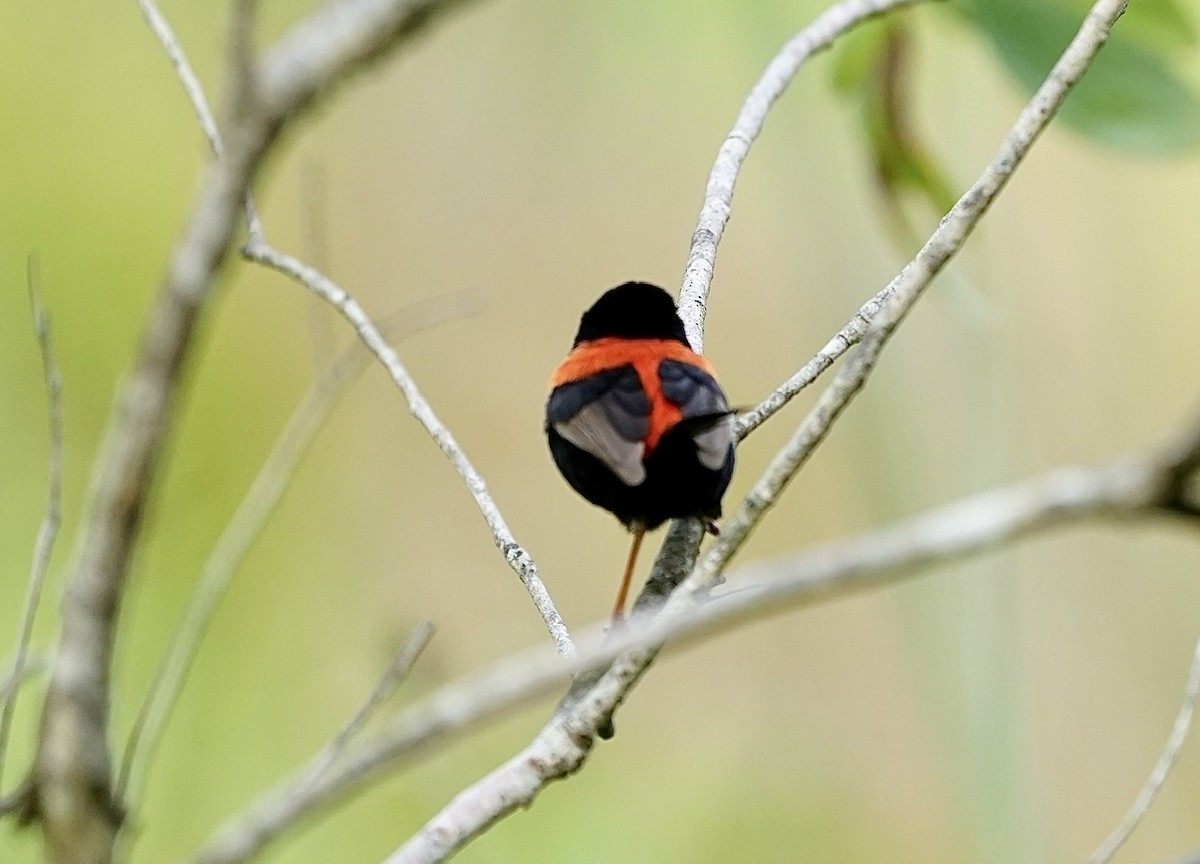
(299, 621), (436, 788)
(30, 1), (488, 859)
(732, 2), (1131, 441)
(0, 258), (64, 797)
(188, 407), (1200, 864)
(687, 0), (1131, 594)
(140, 0), (572, 659)
(676, 0), (927, 350)
(114, 296), (474, 820)
(242, 242), (574, 658)
(1087, 631), (1200, 864)
(392, 0), (1134, 860)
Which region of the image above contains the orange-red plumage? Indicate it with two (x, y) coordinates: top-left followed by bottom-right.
(550, 337), (717, 455)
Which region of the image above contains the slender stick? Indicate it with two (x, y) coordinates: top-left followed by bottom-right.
(686, 0), (1131, 595)
(137, 0), (572, 660)
(243, 242), (574, 658)
(1087, 632), (1200, 864)
(114, 297), (474, 814)
(296, 621), (435, 791)
(0, 258), (64, 796)
(676, 0), (927, 350)
(35, 0), (493, 858)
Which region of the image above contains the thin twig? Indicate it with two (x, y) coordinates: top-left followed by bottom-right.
(0, 257), (64, 796)
(243, 242), (575, 658)
(676, 0), (927, 350)
(686, 0), (1131, 595)
(0, 656), (47, 705)
(137, 0), (265, 237)
(136, 0), (223, 157)
(140, 0), (571, 659)
(35, 0), (489, 858)
(114, 297), (476, 819)
(390, 1), (1133, 860)
(733, 287), (895, 441)
(297, 620), (435, 790)
(1087, 633), (1200, 864)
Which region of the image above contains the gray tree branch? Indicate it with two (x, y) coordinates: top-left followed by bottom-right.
(138, 0), (572, 660)
(25, 1), (487, 861)
(240, 243), (574, 657)
(676, 0), (927, 351)
(1087, 630), (1200, 864)
(187, 408), (1200, 864)
(388, 0), (1133, 861)
(113, 296), (475, 827)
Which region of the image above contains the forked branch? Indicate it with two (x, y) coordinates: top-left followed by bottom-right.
(27, 1), (488, 861)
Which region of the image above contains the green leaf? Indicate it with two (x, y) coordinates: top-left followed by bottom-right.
(958, 0), (1200, 154)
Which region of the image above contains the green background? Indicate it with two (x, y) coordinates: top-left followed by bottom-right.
(2, 1), (1200, 862)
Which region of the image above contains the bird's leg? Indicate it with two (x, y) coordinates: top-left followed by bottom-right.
(612, 524), (645, 624)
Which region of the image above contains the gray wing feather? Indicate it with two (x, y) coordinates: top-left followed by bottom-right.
(660, 359), (733, 471)
(554, 402), (647, 485)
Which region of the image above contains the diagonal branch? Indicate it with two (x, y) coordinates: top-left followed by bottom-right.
(242, 242), (574, 657)
(139, 0), (571, 659)
(29, 1), (490, 860)
(114, 296), (475, 820)
(1087, 631), (1200, 864)
(676, 0), (927, 350)
(0, 258), (64, 797)
(187, 407), (1200, 864)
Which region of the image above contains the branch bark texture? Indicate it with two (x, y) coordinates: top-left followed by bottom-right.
(29, 1), (483, 861)
(677, 0), (926, 350)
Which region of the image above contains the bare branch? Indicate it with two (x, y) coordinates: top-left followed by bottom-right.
(141, 0), (570, 658)
(136, 0), (223, 157)
(301, 621), (436, 788)
(114, 297), (475, 821)
(0, 258), (64, 797)
(688, 0), (1131, 593)
(242, 241), (574, 658)
(32, 0), (491, 858)
(733, 1), (1131, 441)
(192, 411), (1200, 864)
(256, 0), (482, 129)
(677, 0), (927, 350)
(1087, 633), (1200, 864)
(390, 1), (1135, 860)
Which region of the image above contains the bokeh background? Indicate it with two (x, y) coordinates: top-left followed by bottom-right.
(3, 1), (1200, 862)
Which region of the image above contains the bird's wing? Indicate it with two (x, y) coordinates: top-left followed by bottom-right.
(546, 365), (649, 486)
(658, 359), (734, 471)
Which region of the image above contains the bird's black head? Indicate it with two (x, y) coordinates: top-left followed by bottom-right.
(573, 282), (689, 347)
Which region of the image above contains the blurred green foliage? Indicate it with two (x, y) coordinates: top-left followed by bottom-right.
(1, 1), (1199, 863)
(834, 0), (1200, 242)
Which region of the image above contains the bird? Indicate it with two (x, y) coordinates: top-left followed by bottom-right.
(545, 281), (735, 622)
